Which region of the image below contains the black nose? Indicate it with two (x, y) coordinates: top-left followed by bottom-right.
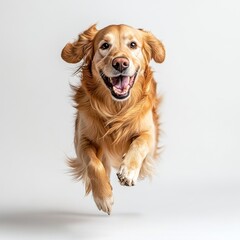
(112, 57), (129, 72)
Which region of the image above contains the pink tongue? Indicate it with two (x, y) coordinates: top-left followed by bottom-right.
(112, 76), (130, 90)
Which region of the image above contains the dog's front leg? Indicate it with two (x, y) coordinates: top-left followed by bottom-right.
(117, 132), (153, 186)
(85, 145), (114, 215)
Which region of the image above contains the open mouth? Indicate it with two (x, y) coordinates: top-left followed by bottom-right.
(100, 70), (138, 100)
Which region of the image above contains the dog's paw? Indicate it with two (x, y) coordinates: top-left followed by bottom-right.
(94, 195), (114, 215)
(117, 164), (140, 186)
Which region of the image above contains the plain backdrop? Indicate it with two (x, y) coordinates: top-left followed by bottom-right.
(0, 0), (240, 239)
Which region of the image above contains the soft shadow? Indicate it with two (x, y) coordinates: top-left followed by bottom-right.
(0, 210), (141, 239)
(0, 210), (105, 238)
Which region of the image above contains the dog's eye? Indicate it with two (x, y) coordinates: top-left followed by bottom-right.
(100, 42), (110, 50)
(129, 41), (137, 49)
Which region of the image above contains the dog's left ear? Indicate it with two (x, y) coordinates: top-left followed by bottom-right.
(141, 30), (165, 63)
(61, 24), (98, 64)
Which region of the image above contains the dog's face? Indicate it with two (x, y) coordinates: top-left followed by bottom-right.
(93, 25), (144, 100)
(62, 24), (165, 101)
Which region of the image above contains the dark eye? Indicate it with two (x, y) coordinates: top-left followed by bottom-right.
(129, 41), (137, 49)
(100, 42), (110, 50)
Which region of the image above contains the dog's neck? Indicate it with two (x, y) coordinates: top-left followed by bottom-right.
(72, 65), (158, 144)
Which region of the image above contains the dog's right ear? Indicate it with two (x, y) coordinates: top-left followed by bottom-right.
(61, 24), (98, 64)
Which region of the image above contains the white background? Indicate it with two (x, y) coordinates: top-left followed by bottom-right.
(0, 0), (240, 239)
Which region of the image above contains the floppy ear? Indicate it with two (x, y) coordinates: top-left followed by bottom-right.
(61, 24), (98, 64)
(141, 30), (165, 63)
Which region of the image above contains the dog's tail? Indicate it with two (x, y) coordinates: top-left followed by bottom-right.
(67, 157), (91, 195)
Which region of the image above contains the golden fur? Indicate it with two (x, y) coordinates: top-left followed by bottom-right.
(61, 24), (165, 214)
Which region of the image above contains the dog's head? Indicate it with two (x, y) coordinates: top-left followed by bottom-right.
(62, 24), (165, 101)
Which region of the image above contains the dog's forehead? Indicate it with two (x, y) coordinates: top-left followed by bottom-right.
(94, 25), (142, 44)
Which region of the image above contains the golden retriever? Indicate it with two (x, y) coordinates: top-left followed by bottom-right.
(61, 24), (165, 214)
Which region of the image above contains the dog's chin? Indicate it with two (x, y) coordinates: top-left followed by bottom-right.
(100, 70), (138, 101)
